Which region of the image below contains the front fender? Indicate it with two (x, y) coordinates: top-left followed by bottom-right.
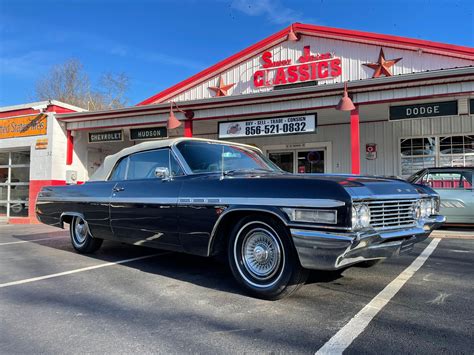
(207, 205), (290, 256)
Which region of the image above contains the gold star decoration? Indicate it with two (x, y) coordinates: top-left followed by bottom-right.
(363, 48), (402, 78)
(209, 76), (235, 97)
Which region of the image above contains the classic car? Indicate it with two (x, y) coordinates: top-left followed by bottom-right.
(36, 138), (445, 300)
(408, 167), (473, 226)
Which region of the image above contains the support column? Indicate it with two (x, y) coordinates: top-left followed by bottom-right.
(350, 107), (360, 174)
(184, 120), (193, 137)
(66, 130), (74, 165)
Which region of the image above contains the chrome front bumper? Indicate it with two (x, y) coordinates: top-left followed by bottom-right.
(291, 215), (446, 270)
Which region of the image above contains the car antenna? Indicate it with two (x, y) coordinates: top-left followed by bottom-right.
(168, 148), (173, 181)
(220, 144), (225, 180)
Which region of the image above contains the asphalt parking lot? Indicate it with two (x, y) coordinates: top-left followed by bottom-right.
(1, 224), (473, 354)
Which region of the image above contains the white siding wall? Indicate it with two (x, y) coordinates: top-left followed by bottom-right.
(193, 111), (474, 177)
(169, 35), (473, 103)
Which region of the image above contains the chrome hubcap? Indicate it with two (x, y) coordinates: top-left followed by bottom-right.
(242, 229), (281, 280)
(74, 218), (88, 244)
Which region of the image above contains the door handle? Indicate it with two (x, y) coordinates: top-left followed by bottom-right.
(113, 186), (125, 192)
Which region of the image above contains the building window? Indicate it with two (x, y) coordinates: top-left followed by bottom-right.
(400, 135), (474, 176)
(400, 137), (436, 176)
(0, 151), (30, 219)
(439, 135), (474, 167)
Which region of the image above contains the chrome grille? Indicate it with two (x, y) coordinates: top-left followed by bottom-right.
(368, 199), (417, 230)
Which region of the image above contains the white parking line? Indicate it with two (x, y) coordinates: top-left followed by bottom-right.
(0, 236), (67, 246)
(316, 238), (441, 355)
(0, 253), (166, 288)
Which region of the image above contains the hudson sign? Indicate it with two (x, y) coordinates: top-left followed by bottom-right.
(253, 46), (342, 88)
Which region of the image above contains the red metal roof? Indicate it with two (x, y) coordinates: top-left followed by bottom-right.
(138, 23), (474, 106)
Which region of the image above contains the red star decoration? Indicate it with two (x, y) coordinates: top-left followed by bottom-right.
(209, 76), (235, 97)
(363, 48), (402, 78)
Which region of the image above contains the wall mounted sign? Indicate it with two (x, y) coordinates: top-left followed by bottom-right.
(0, 114), (47, 139)
(470, 99), (474, 114)
(88, 130), (123, 143)
(366, 143), (377, 160)
(35, 138), (48, 150)
(130, 127), (167, 140)
(389, 101), (458, 120)
(253, 46), (341, 88)
(219, 114), (316, 139)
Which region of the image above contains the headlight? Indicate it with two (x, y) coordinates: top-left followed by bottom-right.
(352, 203), (371, 230)
(282, 208), (337, 224)
(413, 200), (422, 220)
(416, 198), (437, 219)
(421, 199), (431, 218)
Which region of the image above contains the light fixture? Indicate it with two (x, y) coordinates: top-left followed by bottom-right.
(336, 82), (356, 111)
(287, 24), (299, 41)
(167, 101), (194, 130)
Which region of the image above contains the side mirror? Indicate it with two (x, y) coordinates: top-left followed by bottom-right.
(154, 167), (170, 180)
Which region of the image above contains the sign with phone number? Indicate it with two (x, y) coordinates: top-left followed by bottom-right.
(218, 114), (316, 138)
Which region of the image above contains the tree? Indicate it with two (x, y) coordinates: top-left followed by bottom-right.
(35, 59), (130, 111)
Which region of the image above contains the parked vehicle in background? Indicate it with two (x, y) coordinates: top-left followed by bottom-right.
(408, 167), (474, 226)
(36, 138), (445, 299)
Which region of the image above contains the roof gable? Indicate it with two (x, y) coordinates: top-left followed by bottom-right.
(138, 23), (474, 105)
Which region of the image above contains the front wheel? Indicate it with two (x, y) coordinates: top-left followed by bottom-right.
(228, 215), (308, 300)
(70, 216), (103, 253)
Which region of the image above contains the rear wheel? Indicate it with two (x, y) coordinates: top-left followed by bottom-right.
(70, 216), (103, 253)
(228, 215), (308, 300)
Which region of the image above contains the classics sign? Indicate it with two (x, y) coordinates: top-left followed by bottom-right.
(389, 101), (458, 120)
(253, 46), (342, 88)
(218, 114), (316, 139)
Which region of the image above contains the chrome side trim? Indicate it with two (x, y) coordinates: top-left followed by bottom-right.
(39, 196), (345, 209)
(38, 196), (177, 204)
(178, 197), (345, 208)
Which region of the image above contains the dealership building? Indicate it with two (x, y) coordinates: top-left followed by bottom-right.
(1, 23), (473, 223)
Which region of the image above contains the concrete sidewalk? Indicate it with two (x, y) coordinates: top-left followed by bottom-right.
(431, 227), (474, 239)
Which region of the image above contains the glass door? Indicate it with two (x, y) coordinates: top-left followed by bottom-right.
(268, 151), (294, 173)
(0, 151), (30, 219)
(268, 148), (326, 174)
(296, 149), (325, 173)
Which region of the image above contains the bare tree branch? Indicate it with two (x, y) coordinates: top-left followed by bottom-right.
(35, 59), (129, 111)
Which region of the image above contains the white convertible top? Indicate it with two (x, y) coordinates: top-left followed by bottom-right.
(89, 137), (261, 181)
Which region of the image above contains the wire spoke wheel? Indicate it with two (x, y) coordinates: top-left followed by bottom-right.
(242, 228), (281, 281)
(228, 216), (308, 299)
(233, 221), (286, 289)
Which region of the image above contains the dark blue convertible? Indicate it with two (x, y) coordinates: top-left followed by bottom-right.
(36, 138), (445, 299)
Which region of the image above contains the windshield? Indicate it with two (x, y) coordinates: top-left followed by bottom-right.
(407, 170), (424, 183)
(176, 141), (281, 174)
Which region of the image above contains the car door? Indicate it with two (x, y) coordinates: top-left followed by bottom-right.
(110, 148), (184, 249)
(422, 170), (474, 224)
(80, 180), (117, 240)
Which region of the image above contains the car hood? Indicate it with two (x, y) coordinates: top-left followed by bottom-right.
(221, 172), (426, 200)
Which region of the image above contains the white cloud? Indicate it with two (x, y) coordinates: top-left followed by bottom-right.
(231, 0), (311, 24)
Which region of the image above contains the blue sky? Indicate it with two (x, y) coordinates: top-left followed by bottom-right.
(1, 0), (473, 107)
